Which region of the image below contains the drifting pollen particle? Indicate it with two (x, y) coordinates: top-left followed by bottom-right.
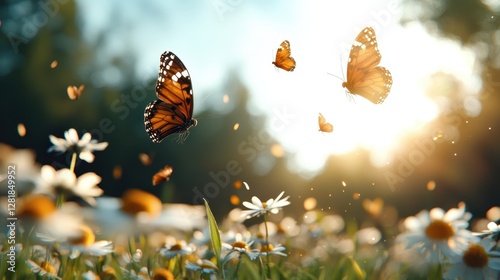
(303, 197), (317, 210)
(113, 165), (122, 179)
(17, 123), (26, 137)
(454, 153), (457, 156)
(233, 123), (239, 131)
(270, 144), (284, 158)
(223, 94), (229, 103)
(233, 180), (242, 189)
(342, 181), (347, 187)
(353, 192), (361, 200)
(433, 131), (444, 141)
(138, 153), (152, 165)
(488, 127), (492, 130)
(50, 60), (58, 69)
(427, 180), (436, 191)
(230, 195), (240, 205)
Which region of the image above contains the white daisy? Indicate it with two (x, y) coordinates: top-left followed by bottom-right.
(397, 204), (475, 264)
(48, 128), (108, 163)
(241, 191), (291, 219)
(257, 243), (287, 257)
(37, 224), (113, 259)
(185, 259), (218, 276)
(483, 222), (500, 237)
(36, 165), (103, 206)
(0, 143), (41, 194)
(222, 234), (260, 261)
(444, 237), (500, 280)
(159, 240), (196, 258)
(26, 260), (61, 280)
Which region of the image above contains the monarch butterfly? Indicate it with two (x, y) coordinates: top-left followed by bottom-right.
(144, 51), (197, 143)
(342, 27), (392, 104)
(67, 84), (85, 100)
(318, 113), (333, 133)
(272, 40), (296, 71)
(152, 165), (173, 186)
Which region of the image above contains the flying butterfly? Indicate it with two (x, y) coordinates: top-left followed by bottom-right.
(342, 27), (392, 104)
(67, 84), (85, 100)
(152, 165), (173, 186)
(272, 40), (296, 71)
(318, 113), (333, 133)
(144, 51), (197, 143)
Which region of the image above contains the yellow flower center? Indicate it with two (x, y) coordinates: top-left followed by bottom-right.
(121, 189), (162, 217)
(262, 202), (268, 208)
(99, 267), (118, 280)
(463, 244), (488, 268)
(261, 243), (275, 252)
(425, 220), (454, 241)
(18, 195), (56, 219)
(68, 225), (95, 246)
(152, 268), (174, 280)
(232, 241), (249, 251)
(40, 261), (56, 274)
(168, 242), (183, 251)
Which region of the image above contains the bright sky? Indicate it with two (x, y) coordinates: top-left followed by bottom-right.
(76, 0), (482, 178)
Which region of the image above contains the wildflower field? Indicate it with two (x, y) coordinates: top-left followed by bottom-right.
(1, 0), (500, 279)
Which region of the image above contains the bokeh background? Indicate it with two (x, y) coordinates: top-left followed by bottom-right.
(1, 0), (499, 221)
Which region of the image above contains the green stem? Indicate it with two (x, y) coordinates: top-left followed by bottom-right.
(263, 213), (270, 278)
(69, 152), (77, 173)
(56, 192), (65, 208)
(234, 253), (243, 279)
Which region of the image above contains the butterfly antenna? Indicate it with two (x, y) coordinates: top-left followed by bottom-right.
(339, 54), (346, 81)
(196, 113), (222, 121)
(327, 54), (346, 82)
(327, 72), (344, 82)
(199, 91), (214, 107)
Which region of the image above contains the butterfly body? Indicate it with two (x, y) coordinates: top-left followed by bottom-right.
(144, 51), (197, 143)
(273, 40), (296, 71)
(342, 27), (392, 104)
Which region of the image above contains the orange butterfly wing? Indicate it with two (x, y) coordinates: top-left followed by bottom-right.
(144, 52), (197, 143)
(318, 113), (333, 133)
(272, 40), (296, 71)
(342, 27), (392, 104)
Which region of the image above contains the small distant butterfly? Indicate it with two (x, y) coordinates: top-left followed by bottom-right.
(272, 40), (296, 71)
(67, 84), (85, 100)
(342, 27), (392, 104)
(152, 165), (173, 186)
(318, 113), (333, 133)
(144, 51), (197, 143)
